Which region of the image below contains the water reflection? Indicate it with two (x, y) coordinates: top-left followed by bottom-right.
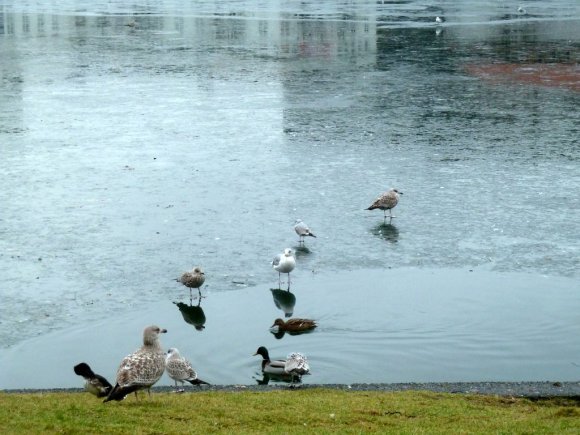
(371, 223), (399, 243)
(255, 372), (294, 385)
(271, 289), (296, 318)
(174, 297), (206, 331)
(293, 245), (312, 257)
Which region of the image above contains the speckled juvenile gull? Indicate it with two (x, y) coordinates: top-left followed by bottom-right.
(366, 188), (403, 221)
(178, 266), (205, 298)
(104, 325), (167, 402)
(294, 219), (316, 244)
(165, 348), (209, 392)
(73, 362), (113, 398)
(272, 248), (296, 290)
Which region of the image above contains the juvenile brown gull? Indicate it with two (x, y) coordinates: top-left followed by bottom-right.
(73, 362), (113, 398)
(165, 348), (210, 392)
(178, 266), (205, 298)
(366, 188), (403, 221)
(104, 325), (167, 402)
(294, 219), (316, 245)
(271, 248), (296, 290)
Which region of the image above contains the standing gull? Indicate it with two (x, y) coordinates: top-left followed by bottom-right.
(104, 325), (167, 402)
(165, 348), (210, 392)
(294, 219), (316, 245)
(366, 188), (403, 222)
(178, 266), (205, 299)
(272, 248), (296, 290)
(73, 362), (113, 398)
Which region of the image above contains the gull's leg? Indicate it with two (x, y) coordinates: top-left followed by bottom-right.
(278, 272), (282, 289)
(287, 273), (291, 291)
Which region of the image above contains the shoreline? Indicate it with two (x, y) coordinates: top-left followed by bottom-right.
(3, 381), (580, 398)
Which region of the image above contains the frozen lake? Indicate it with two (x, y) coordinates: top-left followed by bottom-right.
(0, 1), (579, 388)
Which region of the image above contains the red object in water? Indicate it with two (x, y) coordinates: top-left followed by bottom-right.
(465, 63), (580, 91)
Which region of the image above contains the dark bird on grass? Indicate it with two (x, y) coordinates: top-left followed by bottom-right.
(73, 362), (113, 398)
(104, 325), (167, 402)
(366, 188), (403, 222)
(165, 348), (210, 392)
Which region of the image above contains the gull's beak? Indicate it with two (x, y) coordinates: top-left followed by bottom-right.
(160, 329), (168, 333)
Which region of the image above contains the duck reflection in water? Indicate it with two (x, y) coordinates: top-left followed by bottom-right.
(371, 222), (399, 243)
(271, 288), (296, 318)
(269, 318), (317, 339)
(174, 296), (206, 331)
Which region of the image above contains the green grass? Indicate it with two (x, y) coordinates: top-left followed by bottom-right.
(1, 389), (578, 434)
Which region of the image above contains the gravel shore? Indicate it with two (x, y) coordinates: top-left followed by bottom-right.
(4, 382), (580, 398)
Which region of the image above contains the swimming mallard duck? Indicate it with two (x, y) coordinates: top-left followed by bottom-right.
(270, 318), (317, 334)
(253, 346), (310, 386)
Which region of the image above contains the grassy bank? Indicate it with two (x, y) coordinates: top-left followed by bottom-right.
(1, 389), (578, 434)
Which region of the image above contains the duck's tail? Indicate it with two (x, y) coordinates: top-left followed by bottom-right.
(74, 362), (96, 379)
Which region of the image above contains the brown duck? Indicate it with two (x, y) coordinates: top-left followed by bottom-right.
(270, 318), (317, 334)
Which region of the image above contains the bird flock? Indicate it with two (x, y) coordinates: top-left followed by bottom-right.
(74, 188), (402, 401)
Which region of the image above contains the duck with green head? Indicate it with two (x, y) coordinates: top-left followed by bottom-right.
(253, 346), (310, 386)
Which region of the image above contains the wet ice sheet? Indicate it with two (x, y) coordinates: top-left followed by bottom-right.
(0, 2), (579, 371)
